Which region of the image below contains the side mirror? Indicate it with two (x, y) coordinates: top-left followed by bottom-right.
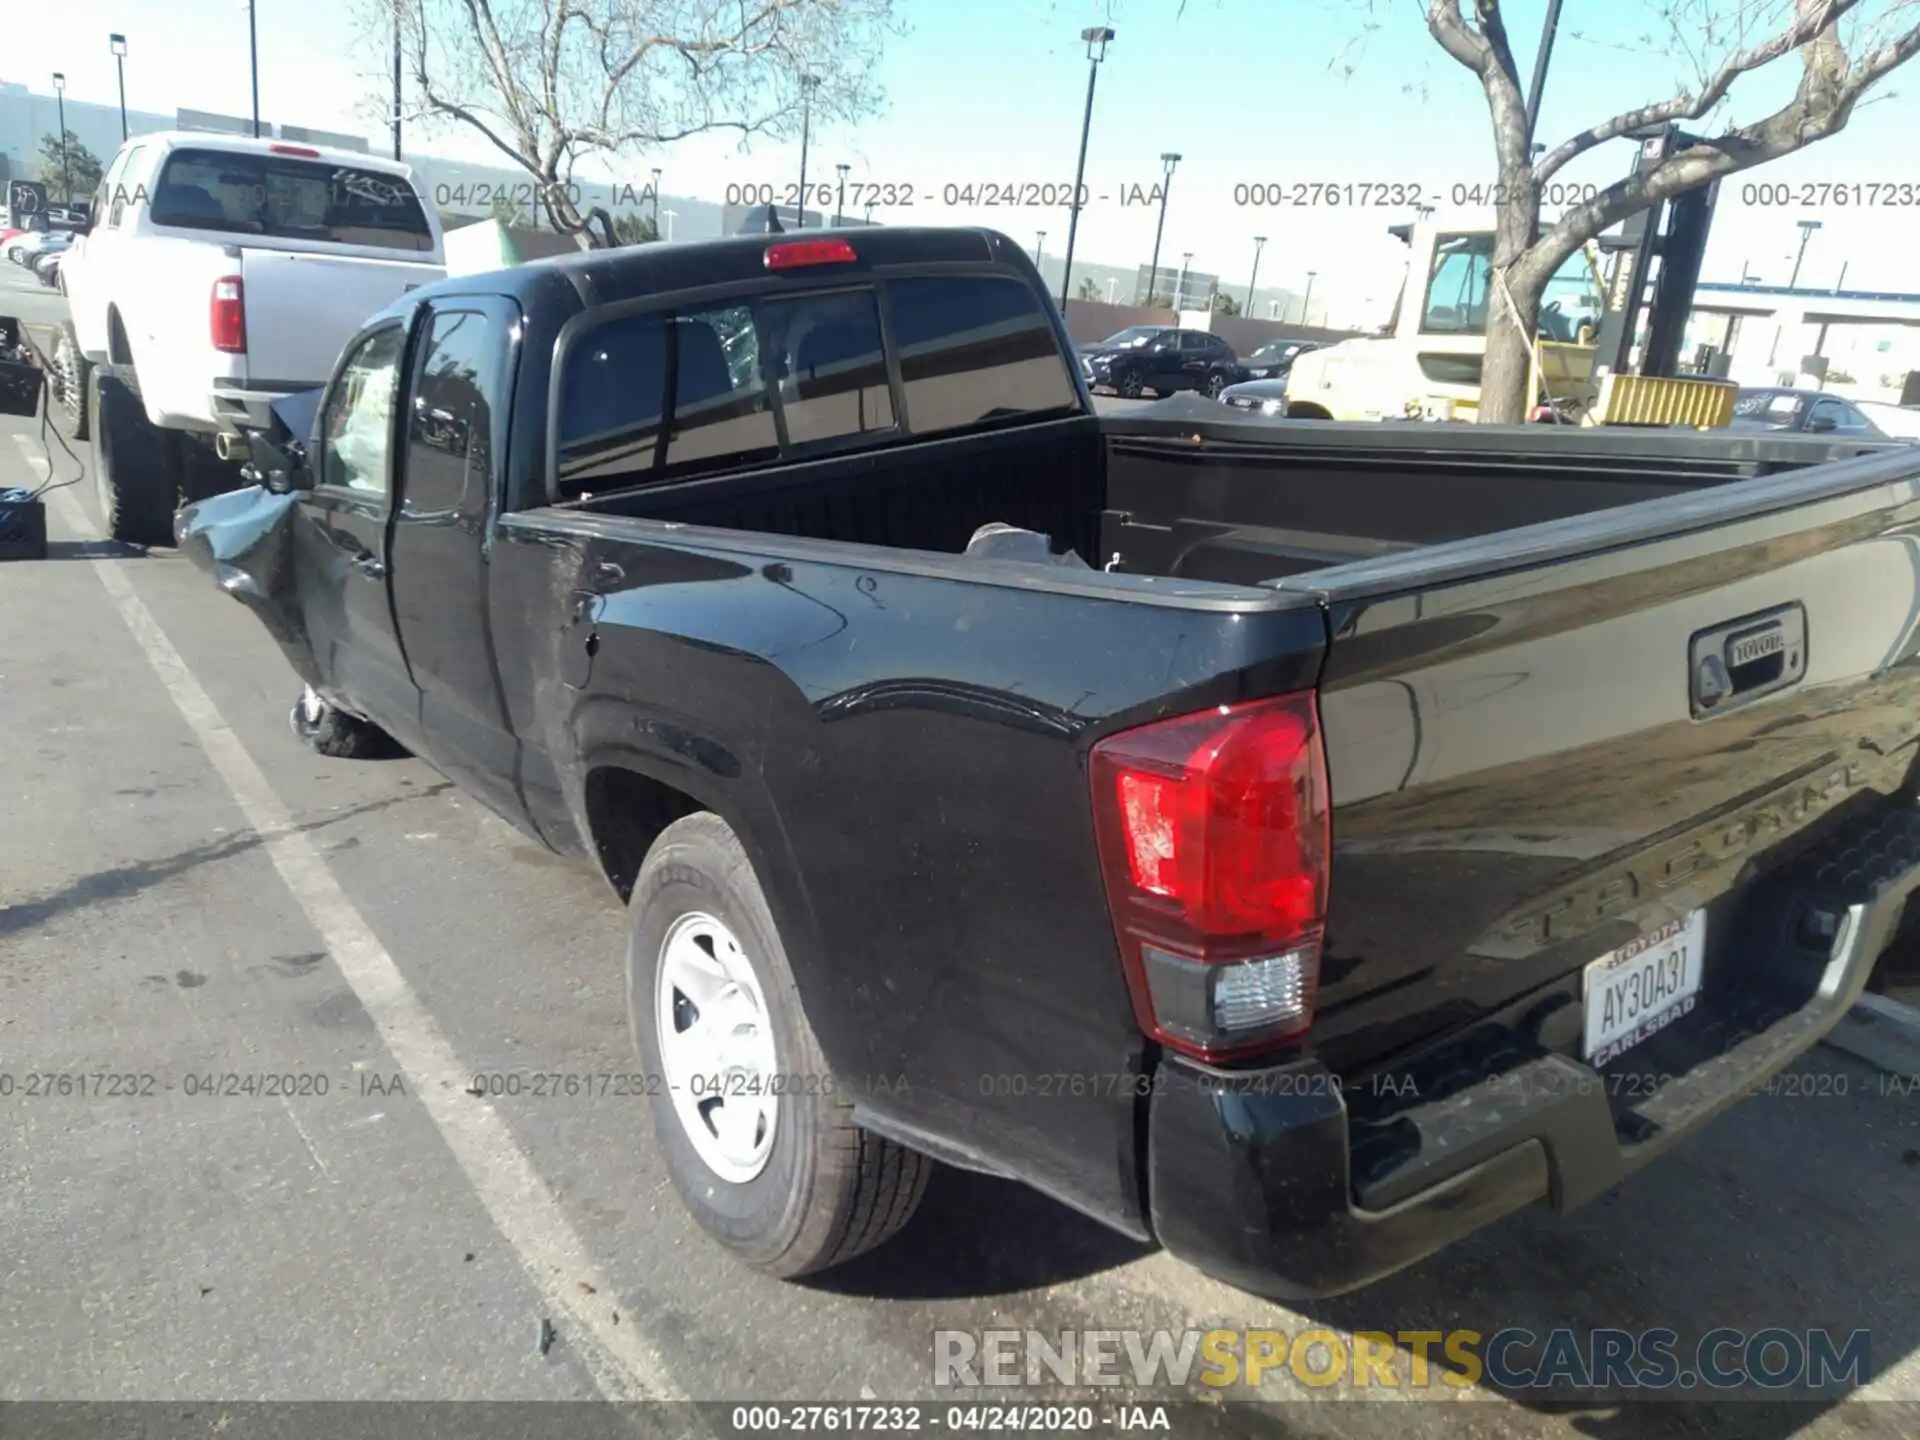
(1806, 413), (1838, 434)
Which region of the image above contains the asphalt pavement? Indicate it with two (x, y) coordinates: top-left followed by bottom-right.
(1, 257), (1917, 1438)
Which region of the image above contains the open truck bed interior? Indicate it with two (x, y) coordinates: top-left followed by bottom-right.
(564, 391), (1904, 587)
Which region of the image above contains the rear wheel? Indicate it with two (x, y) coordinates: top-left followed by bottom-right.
(48, 322), (89, 442)
(90, 369), (179, 547)
(630, 812), (931, 1277)
(1119, 370), (1145, 400)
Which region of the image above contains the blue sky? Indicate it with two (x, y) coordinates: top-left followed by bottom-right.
(9, 0), (1919, 322)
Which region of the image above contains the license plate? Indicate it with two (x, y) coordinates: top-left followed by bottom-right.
(1582, 910), (1706, 1066)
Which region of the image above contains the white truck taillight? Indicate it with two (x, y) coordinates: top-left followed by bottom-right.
(1090, 692), (1330, 1062)
(210, 276), (246, 353)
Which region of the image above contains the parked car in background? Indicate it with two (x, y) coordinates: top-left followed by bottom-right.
(57, 129), (446, 544)
(1731, 388), (1887, 437)
(1235, 339), (1321, 384)
(34, 250), (65, 289)
(1080, 326), (1240, 398)
(1216, 376), (1290, 415)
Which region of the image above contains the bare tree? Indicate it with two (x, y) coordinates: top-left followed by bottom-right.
(1162, 0), (1920, 421)
(361, 0), (899, 236)
(1424, 0), (1920, 420)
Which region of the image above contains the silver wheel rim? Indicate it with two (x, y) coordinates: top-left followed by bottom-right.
(52, 333), (81, 422)
(655, 910), (779, 1183)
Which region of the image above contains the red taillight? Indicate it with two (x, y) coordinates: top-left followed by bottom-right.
(764, 238), (859, 271)
(269, 143), (321, 157)
(1090, 692), (1330, 1062)
(211, 276), (246, 353)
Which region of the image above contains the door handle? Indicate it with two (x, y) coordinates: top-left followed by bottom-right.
(353, 553), (387, 579)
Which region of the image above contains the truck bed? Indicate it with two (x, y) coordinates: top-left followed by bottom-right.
(571, 389), (1899, 585)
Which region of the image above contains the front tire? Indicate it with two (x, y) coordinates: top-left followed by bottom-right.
(630, 812), (931, 1278)
(1205, 372), (1226, 398)
(289, 685), (403, 759)
(90, 368), (179, 546)
(1118, 370), (1145, 400)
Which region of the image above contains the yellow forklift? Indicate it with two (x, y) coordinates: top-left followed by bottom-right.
(1284, 125), (1738, 428)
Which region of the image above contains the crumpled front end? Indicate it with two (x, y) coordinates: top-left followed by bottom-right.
(175, 486), (321, 687)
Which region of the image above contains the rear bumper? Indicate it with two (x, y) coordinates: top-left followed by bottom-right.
(1146, 799), (1920, 1299)
(209, 380), (320, 436)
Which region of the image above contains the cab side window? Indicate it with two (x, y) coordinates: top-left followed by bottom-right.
(106, 148), (146, 228)
(403, 309), (500, 516)
(320, 325), (406, 496)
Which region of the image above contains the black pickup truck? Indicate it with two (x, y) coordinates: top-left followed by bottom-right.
(178, 225), (1920, 1300)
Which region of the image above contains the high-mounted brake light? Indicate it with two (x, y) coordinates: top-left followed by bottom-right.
(1090, 692), (1330, 1062)
(764, 238), (859, 271)
(210, 276), (246, 354)
(269, 143), (321, 158)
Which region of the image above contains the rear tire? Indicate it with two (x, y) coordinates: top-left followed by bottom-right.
(1119, 371), (1145, 400)
(289, 685), (404, 760)
(629, 812), (931, 1278)
(48, 322), (89, 443)
(90, 369), (179, 547)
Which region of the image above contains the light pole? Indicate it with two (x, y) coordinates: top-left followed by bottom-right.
(1145, 151), (1180, 305)
(1299, 270), (1317, 324)
(110, 35), (129, 142)
(796, 74), (819, 229)
(1789, 219), (1823, 288)
(1034, 229), (1046, 271)
(1059, 25), (1114, 309)
(662, 209), (677, 242)
(864, 202), (874, 225)
(247, 0), (261, 137)
(1175, 251), (1192, 314)
(835, 162), (850, 226)
(51, 74), (70, 204)
(1521, 0), (1565, 155)
(390, 8), (403, 159)
(1245, 235), (1266, 313)
(650, 167), (662, 234)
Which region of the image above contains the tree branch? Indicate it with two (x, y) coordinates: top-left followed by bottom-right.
(1520, 14), (1920, 288)
(1535, 0), (1862, 181)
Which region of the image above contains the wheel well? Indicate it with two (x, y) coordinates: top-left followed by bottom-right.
(583, 765), (706, 902)
(106, 307), (133, 367)
(1286, 401), (1333, 420)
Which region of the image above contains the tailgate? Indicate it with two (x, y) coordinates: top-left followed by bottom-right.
(239, 249), (442, 385)
(1291, 445), (1920, 1085)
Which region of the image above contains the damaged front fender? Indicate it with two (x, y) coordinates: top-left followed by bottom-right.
(175, 485), (321, 687)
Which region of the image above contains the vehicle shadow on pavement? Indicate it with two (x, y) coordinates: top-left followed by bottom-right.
(0, 782), (454, 941)
(807, 1166), (1151, 1299)
(1280, 1061), (1920, 1435)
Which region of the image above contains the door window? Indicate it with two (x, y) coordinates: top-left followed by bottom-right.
(402, 309), (499, 515)
(1422, 234), (1493, 334)
(321, 324), (406, 495)
(1178, 331), (1208, 352)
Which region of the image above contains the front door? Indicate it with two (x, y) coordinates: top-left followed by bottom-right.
(301, 319), (424, 751)
(388, 297), (527, 824)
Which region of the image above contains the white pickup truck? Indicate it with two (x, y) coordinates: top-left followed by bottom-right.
(54, 132), (446, 543)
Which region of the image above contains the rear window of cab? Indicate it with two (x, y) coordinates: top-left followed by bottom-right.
(149, 148), (433, 251)
(553, 273), (1079, 501)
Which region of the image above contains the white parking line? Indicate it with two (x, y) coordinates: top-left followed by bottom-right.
(18, 433), (683, 1403)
